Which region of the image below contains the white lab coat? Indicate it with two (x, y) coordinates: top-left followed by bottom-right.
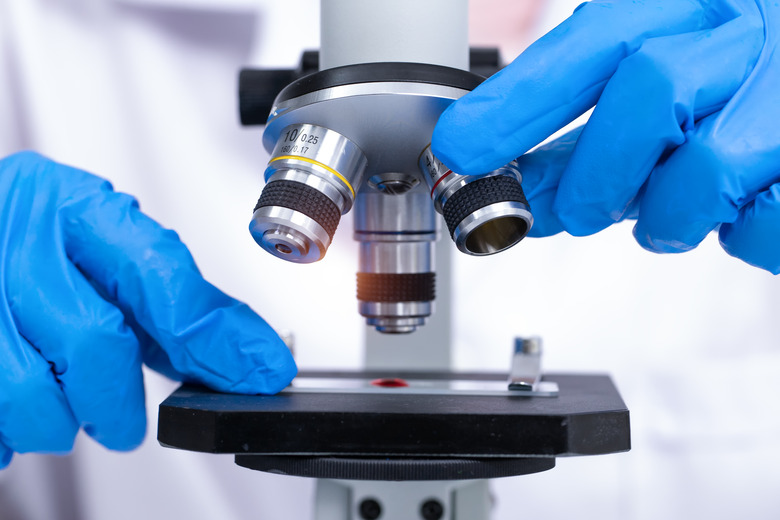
(1, 1), (780, 519)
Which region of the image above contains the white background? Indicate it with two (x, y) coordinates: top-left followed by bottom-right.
(1, 0), (780, 518)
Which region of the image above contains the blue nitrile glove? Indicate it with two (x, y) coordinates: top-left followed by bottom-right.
(432, 0), (780, 274)
(0, 152), (297, 468)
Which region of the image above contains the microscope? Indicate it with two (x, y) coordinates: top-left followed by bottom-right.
(158, 2), (630, 518)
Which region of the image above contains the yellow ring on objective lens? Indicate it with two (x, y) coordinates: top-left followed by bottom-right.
(270, 155), (355, 198)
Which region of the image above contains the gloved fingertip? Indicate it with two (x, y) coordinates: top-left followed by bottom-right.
(255, 356), (298, 395)
(228, 336), (297, 395)
(141, 340), (186, 382)
(431, 122), (493, 176)
(719, 233), (780, 275)
(84, 413), (147, 452)
(513, 127), (582, 238)
(718, 190), (780, 275)
(632, 222), (696, 254)
(0, 445), (13, 469)
(552, 201), (611, 237)
(523, 194), (565, 237)
(553, 174), (639, 237)
(171, 304), (298, 396)
(432, 96), (517, 176)
(524, 213), (563, 237)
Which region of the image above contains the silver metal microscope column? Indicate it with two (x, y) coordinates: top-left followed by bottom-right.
(320, 0), (469, 71)
(321, 0), (468, 372)
(315, 3), (488, 519)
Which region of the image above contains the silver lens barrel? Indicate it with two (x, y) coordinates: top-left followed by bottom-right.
(355, 190), (437, 334)
(419, 146), (533, 256)
(250, 124), (367, 263)
(357, 242), (436, 334)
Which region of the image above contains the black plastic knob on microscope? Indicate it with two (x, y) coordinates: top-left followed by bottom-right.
(359, 498), (382, 520)
(238, 69), (296, 126)
(238, 51), (320, 126)
(420, 499), (445, 520)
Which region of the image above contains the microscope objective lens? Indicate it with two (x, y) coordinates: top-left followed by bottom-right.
(250, 123), (367, 263)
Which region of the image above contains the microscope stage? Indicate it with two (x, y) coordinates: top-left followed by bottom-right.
(158, 371), (629, 480)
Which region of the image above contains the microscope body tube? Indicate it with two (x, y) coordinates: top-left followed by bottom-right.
(251, 1), (470, 332)
(319, 0), (468, 334)
(320, 0), (469, 71)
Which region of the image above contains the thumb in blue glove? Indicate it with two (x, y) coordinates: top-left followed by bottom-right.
(433, 0), (780, 274)
(0, 151), (297, 468)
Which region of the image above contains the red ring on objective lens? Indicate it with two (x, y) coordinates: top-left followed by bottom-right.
(430, 170), (453, 198)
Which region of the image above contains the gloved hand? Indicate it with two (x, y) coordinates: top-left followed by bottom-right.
(0, 151), (296, 468)
(432, 0), (780, 274)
